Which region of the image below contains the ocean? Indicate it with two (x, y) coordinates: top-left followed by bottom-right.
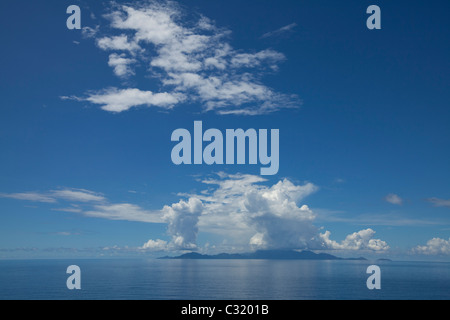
(0, 259), (448, 300)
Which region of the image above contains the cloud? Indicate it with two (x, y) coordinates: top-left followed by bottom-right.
(53, 231), (83, 236)
(242, 180), (318, 249)
(51, 207), (83, 213)
(0, 188), (104, 203)
(97, 34), (141, 52)
(427, 197), (450, 208)
(0, 192), (56, 203)
(67, 1), (299, 115)
(230, 49), (285, 69)
(108, 53), (137, 78)
(316, 210), (442, 227)
(260, 23), (298, 39)
(51, 188), (106, 202)
(141, 239), (169, 251)
(161, 197), (204, 250)
(319, 229), (389, 251)
(3, 177), (390, 254)
(80, 88), (184, 113)
(84, 203), (164, 223)
(413, 238), (450, 255)
(385, 193), (403, 205)
(142, 173), (321, 252)
(166, 173), (389, 252)
(82, 26), (99, 38)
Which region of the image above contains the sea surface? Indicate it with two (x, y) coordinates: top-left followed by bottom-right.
(0, 259), (448, 300)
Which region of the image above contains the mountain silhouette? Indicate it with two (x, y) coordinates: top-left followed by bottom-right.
(159, 250), (367, 261)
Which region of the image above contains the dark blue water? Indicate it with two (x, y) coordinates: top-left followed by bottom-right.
(0, 259), (448, 300)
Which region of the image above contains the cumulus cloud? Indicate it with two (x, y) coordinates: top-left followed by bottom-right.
(67, 1), (299, 115)
(413, 238), (450, 255)
(385, 193), (403, 205)
(3, 176), (390, 254)
(141, 197), (203, 251)
(242, 180), (318, 249)
(144, 173), (389, 253)
(162, 197), (203, 250)
(142, 174), (320, 252)
(141, 239), (169, 251)
(319, 229), (389, 251)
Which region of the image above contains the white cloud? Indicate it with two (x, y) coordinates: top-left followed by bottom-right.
(84, 203), (164, 223)
(189, 173), (319, 250)
(2, 177), (391, 254)
(230, 49), (285, 68)
(249, 233), (267, 248)
(413, 238), (450, 255)
(162, 197), (203, 250)
(0, 188), (104, 203)
(82, 88), (184, 113)
(427, 197), (450, 208)
(82, 26), (99, 38)
(142, 197), (204, 251)
(108, 53), (137, 78)
(385, 193), (403, 205)
(54, 231), (83, 236)
(141, 239), (168, 251)
(319, 229), (389, 251)
(51, 188), (106, 203)
(51, 207), (82, 213)
(68, 1), (299, 115)
(0, 192), (56, 203)
(96, 35), (141, 52)
(260, 23), (298, 39)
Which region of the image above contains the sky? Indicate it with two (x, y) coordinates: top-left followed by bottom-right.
(0, 0), (449, 260)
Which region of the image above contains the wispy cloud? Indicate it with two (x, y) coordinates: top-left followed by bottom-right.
(82, 25), (99, 38)
(0, 192), (57, 203)
(67, 1), (299, 115)
(53, 231), (82, 236)
(51, 188), (106, 202)
(51, 207), (83, 213)
(260, 23), (298, 39)
(385, 193), (403, 205)
(84, 203), (164, 223)
(0, 188), (105, 204)
(315, 209), (442, 227)
(427, 197), (450, 208)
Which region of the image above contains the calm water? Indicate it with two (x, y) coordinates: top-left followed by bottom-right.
(0, 259), (448, 300)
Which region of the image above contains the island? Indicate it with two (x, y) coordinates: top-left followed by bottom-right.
(159, 250), (369, 261)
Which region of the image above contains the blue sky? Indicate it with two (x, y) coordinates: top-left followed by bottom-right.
(0, 0), (449, 260)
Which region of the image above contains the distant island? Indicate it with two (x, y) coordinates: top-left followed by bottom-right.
(159, 250), (368, 261)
